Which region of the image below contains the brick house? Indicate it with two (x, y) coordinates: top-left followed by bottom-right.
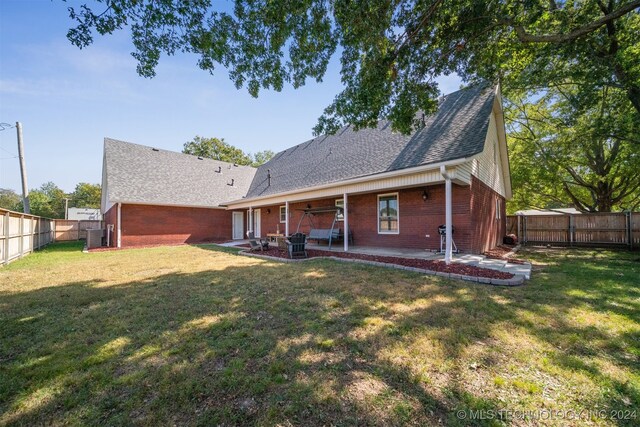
(102, 83), (511, 256)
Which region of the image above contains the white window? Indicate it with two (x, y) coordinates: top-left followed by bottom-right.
(496, 199), (501, 219)
(335, 199), (344, 221)
(279, 206), (286, 223)
(378, 193), (399, 234)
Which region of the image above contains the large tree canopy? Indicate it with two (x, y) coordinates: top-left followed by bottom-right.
(507, 84), (640, 213)
(182, 136), (274, 166)
(66, 0), (640, 134)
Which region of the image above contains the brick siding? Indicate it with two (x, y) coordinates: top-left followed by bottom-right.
(119, 204), (232, 247)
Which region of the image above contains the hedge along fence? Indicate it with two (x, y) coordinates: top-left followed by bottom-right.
(506, 212), (640, 249)
(1, 208), (55, 265)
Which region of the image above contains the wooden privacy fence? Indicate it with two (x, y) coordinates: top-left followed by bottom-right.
(506, 212), (640, 249)
(1, 208), (55, 265)
(55, 220), (103, 241)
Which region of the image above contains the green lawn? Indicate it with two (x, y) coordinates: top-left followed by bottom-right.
(1, 242), (638, 426)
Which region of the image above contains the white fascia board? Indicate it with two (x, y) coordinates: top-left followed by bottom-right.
(223, 157), (472, 209)
(110, 200), (227, 210)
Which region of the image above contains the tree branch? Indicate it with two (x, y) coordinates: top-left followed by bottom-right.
(509, 0), (640, 44)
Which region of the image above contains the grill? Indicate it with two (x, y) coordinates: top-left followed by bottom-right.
(438, 225), (455, 235)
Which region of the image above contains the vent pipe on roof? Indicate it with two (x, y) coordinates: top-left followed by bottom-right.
(215, 166), (221, 173)
(227, 179), (234, 186)
(267, 169), (271, 186)
(152, 148), (159, 151)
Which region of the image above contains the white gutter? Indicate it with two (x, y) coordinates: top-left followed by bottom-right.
(224, 157), (472, 207)
(109, 200), (227, 210)
(440, 166), (453, 265)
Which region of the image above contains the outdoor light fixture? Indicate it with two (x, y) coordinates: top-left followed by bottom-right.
(266, 208), (271, 214)
(422, 190), (429, 201)
(307, 204), (312, 209)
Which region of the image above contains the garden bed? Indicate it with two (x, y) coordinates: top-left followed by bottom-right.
(244, 247), (515, 279)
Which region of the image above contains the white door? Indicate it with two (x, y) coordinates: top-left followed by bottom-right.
(254, 209), (261, 237)
(232, 212), (244, 240)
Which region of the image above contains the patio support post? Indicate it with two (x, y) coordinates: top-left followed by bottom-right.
(343, 193), (349, 252)
(285, 201), (289, 236)
(248, 207), (253, 234)
(440, 166), (453, 264)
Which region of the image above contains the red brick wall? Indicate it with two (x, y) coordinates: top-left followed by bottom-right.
(120, 204), (232, 247)
(469, 176), (506, 253)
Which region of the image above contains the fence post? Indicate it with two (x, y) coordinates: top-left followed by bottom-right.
(626, 211), (632, 249)
(3, 211), (9, 265)
(569, 215), (574, 247)
(18, 215), (24, 258)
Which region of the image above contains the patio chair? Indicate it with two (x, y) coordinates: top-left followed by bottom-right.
(286, 232), (307, 259)
(247, 231), (269, 251)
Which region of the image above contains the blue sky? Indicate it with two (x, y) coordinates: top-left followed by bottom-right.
(0, 0), (462, 193)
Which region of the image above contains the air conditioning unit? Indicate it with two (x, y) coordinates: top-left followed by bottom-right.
(86, 228), (104, 249)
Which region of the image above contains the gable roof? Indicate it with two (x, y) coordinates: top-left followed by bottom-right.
(103, 138), (256, 208)
(245, 83), (495, 199)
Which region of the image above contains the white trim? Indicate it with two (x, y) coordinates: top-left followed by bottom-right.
(232, 211), (244, 239)
(377, 192), (400, 235)
(335, 199), (344, 221)
(279, 205), (286, 223)
(108, 200), (227, 210)
(440, 166), (452, 264)
(285, 201), (289, 236)
(116, 202), (122, 248)
(343, 193), (349, 252)
(224, 157), (471, 208)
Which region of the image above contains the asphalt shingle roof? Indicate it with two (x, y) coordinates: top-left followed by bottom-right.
(246, 84), (495, 199)
(103, 138), (256, 208)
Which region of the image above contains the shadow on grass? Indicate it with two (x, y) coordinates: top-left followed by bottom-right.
(0, 246), (638, 425)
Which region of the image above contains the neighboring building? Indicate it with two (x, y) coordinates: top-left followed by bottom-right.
(67, 207), (102, 221)
(102, 83), (511, 253)
(515, 208), (581, 216)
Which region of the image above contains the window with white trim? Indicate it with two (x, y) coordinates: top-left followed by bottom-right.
(335, 199), (344, 221)
(279, 206), (286, 223)
(378, 193), (399, 234)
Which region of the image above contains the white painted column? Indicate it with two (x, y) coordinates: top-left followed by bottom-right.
(343, 193), (349, 252)
(285, 201), (289, 236)
(248, 207), (253, 234)
(440, 166), (453, 264)
(116, 202), (122, 248)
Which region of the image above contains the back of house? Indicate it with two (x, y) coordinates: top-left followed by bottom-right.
(101, 83), (511, 253)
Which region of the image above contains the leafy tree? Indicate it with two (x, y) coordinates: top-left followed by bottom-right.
(183, 136), (253, 165)
(506, 85), (640, 213)
(250, 150), (275, 167)
(0, 188), (21, 211)
(66, 1), (640, 134)
(16, 182), (68, 218)
(71, 183), (101, 208)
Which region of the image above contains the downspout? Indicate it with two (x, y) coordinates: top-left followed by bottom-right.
(116, 202), (122, 248)
(440, 166), (452, 264)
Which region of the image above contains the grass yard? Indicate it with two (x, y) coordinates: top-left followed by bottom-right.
(1, 242), (638, 426)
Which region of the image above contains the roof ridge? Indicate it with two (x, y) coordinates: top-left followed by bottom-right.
(104, 137), (257, 170)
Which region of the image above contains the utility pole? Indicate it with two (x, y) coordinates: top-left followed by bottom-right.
(16, 122), (30, 214)
(64, 198), (70, 219)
